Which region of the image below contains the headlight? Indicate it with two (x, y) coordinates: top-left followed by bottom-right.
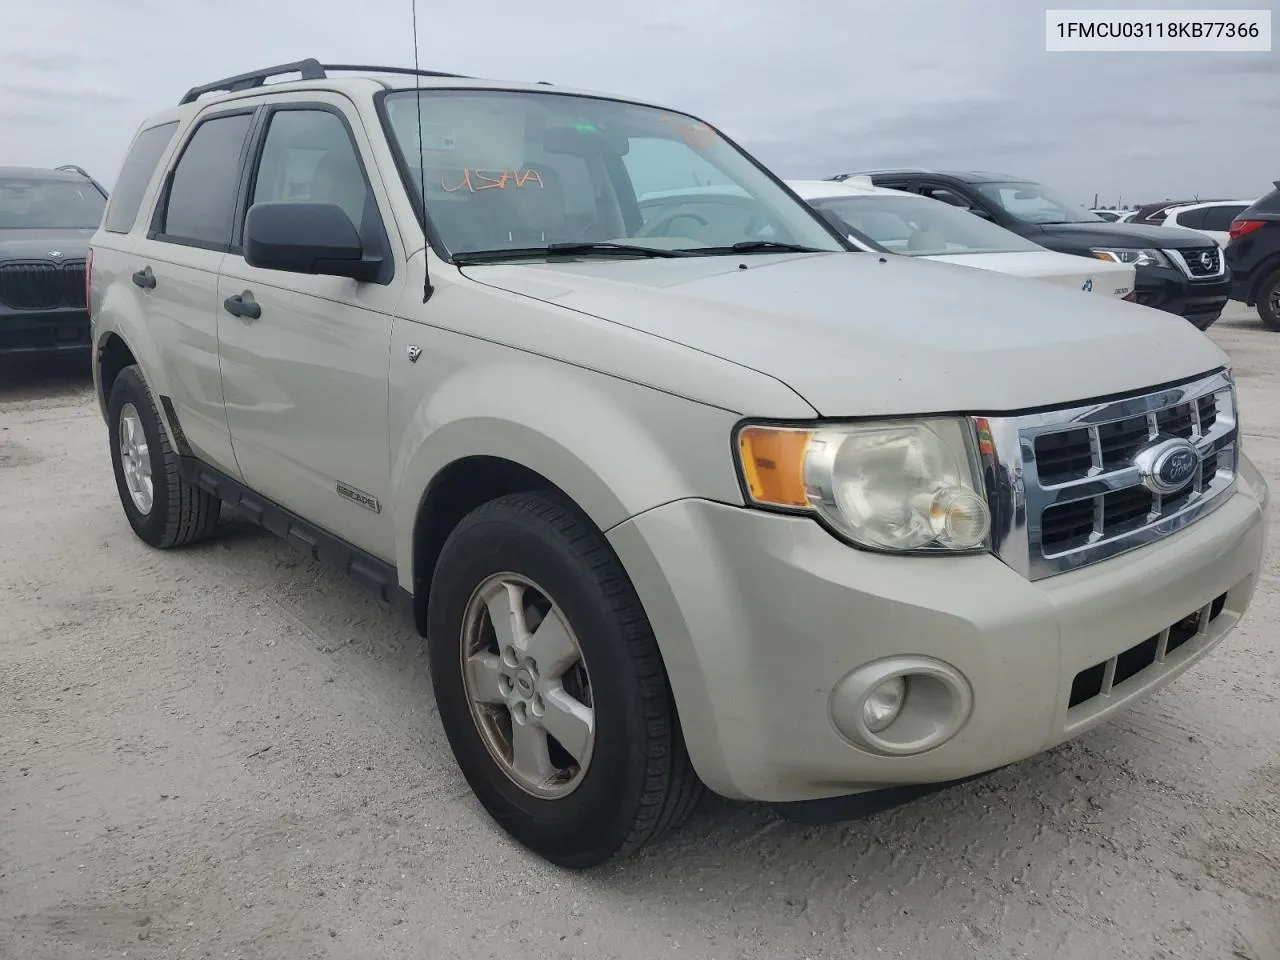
(735, 418), (991, 553)
(1090, 247), (1170, 268)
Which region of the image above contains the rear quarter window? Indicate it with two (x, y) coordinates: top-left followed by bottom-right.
(103, 121), (179, 234)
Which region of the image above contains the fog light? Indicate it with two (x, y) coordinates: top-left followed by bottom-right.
(862, 677), (906, 732)
(829, 656), (974, 756)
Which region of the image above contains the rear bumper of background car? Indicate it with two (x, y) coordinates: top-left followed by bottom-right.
(0, 307), (91, 356)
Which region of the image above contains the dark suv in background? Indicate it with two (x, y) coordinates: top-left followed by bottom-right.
(0, 165), (107, 359)
(1225, 182), (1280, 330)
(830, 169), (1233, 330)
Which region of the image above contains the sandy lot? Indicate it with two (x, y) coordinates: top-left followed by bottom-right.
(2, 303), (1278, 960)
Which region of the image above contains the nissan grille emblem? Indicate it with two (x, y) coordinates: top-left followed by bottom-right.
(1198, 251), (1214, 270)
(1133, 438), (1200, 496)
(48, 250), (62, 258)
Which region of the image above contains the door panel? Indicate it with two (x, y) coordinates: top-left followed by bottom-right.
(216, 100), (404, 560)
(127, 108), (259, 478)
(128, 243), (234, 471)
(215, 271), (397, 557)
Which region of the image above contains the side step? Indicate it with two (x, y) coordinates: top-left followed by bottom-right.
(178, 457), (416, 623)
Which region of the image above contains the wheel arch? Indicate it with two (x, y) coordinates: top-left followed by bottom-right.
(1248, 253), (1280, 305)
(96, 331), (139, 418)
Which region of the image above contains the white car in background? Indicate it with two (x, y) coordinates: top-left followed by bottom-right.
(1160, 199), (1258, 248)
(786, 179), (1136, 299)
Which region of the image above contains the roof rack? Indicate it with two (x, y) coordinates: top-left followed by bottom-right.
(55, 164), (93, 179)
(179, 59), (474, 105)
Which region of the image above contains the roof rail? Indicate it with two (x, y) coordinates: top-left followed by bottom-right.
(178, 59), (474, 105)
(180, 58), (326, 104)
(55, 164), (93, 179)
(319, 63), (473, 81)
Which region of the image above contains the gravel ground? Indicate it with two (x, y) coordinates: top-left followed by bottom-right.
(2, 302), (1278, 960)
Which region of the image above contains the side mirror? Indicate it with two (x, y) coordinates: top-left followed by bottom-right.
(965, 207), (995, 221)
(244, 202), (381, 282)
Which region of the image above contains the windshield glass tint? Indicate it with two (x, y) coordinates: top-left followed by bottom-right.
(381, 90), (843, 257)
(0, 179), (105, 229)
(973, 181), (1100, 225)
(814, 193), (1044, 256)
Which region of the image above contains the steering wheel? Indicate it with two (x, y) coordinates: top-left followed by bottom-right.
(636, 204), (712, 239)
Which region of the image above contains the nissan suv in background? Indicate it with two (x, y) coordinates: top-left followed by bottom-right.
(0, 165), (107, 359)
(832, 169), (1232, 330)
(89, 60), (1267, 867)
(1225, 182), (1280, 330)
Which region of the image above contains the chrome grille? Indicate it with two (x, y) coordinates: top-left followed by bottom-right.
(1168, 246), (1224, 280)
(976, 370), (1238, 581)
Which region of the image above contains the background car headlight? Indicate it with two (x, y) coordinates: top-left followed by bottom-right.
(735, 417), (991, 553)
(1090, 247), (1170, 268)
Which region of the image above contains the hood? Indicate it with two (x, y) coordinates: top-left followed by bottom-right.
(1033, 221), (1216, 250)
(924, 250), (1134, 298)
(0, 228), (93, 261)
(459, 252), (1226, 417)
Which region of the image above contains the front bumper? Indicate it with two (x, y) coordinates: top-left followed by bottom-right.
(0, 307), (91, 356)
(1133, 266), (1231, 330)
(608, 455), (1268, 803)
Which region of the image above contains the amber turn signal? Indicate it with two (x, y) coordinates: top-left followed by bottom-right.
(737, 426), (812, 508)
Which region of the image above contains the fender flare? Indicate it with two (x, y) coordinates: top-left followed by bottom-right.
(390, 356), (744, 589)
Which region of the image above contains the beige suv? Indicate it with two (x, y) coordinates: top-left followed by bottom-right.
(89, 60), (1269, 867)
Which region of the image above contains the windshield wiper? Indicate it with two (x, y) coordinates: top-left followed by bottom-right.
(453, 242), (693, 264)
(683, 240), (825, 255)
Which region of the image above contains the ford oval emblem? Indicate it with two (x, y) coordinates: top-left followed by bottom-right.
(1133, 438), (1200, 495)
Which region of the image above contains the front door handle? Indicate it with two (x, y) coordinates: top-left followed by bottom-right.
(131, 266), (156, 289)
(223, 290), (262, 320)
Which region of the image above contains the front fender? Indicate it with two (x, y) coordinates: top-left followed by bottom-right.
(389, 344), (746, 589)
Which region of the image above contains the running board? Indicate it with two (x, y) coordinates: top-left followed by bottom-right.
(178, 457), (416, 624)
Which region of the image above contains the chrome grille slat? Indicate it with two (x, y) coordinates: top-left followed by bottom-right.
(977, 370), (1238, 581)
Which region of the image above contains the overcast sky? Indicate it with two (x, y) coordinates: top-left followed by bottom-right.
(1, 0), (1275, 206)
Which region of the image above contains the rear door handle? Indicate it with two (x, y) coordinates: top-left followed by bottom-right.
(131, 266), (156, 289)
(223, 290), (261, 320)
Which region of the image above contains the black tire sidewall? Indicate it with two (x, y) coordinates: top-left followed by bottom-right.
(1257, 269), (1280, 329)
(427, 498), (660, 866)
(107, 366), (172, 547)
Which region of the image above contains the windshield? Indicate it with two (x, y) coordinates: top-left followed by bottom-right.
(811, 193), (1043, 256)
(0, 178), (105, 229)
(973, 181), (1101, 225)
(380, 89), (845, 259)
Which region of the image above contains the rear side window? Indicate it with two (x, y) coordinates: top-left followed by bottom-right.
(157, 112), (253, 249)
(1201, 205), (1249, 232)
(1173, 207), (1206, 229)
(103, 122), (178, 234)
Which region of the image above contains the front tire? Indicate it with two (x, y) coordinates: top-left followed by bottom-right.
(427, 492), (703, 868)
(107, 365), (221, 548)
(1256, 268), (1280, 331)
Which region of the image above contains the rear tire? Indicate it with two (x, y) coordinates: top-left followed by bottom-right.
(427, 491), (704, 868)
(107, 364), (221, 548)
(1256, 268), (1280, 331)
